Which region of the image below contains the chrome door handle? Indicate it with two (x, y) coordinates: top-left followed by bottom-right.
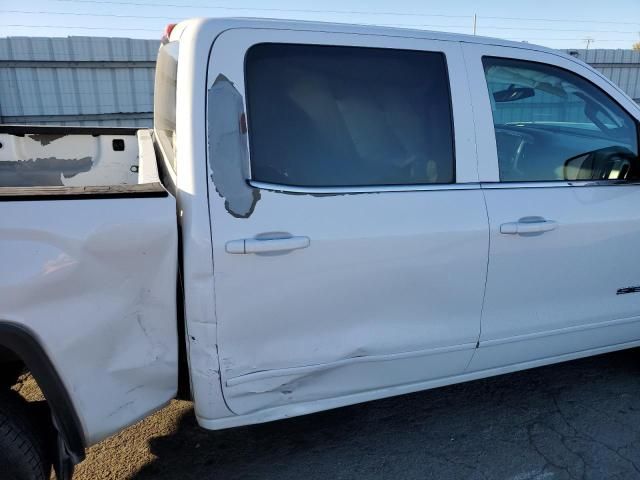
(226, 236), (310, 254)
(500, 218), (558, 235)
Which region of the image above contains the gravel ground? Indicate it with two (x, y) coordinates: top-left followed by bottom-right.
(16, 348), (640, 479)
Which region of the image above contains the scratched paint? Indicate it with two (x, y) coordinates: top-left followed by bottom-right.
(0, 132), (138, 187)
(0, 157), (93, 187)
(207, 74), (260, 218)
(28, 133), (67, 146)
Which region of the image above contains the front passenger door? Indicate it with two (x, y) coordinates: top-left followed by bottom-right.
(464, 44), (640, 371)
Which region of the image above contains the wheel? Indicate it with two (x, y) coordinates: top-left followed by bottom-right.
(0, 391), (51, 480)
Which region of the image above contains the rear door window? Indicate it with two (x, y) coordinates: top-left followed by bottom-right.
(245, 44), (455, 187)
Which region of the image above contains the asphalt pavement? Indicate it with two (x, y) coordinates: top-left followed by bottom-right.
(21, 348), (640, 479)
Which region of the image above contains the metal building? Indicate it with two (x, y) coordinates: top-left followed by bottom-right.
(0, 36), (639, 127)
(566, 49), (640, 103)
(0, 36), (158, 126)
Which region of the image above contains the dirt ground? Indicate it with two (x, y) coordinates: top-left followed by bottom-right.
(16, 348), (640, 479)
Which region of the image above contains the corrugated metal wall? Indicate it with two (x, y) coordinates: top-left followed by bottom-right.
(0, 36), (158, 127)
(566, 49), (640, 102)
(0, 37), (639, 128)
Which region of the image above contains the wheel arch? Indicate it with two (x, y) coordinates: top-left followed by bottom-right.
(0, 321), (86, 464)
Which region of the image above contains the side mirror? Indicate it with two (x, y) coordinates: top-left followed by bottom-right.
(493, 85), (535, 103)
(563, 146), (637, 181)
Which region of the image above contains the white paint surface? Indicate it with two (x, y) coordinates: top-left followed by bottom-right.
(0, 194), (178, 444)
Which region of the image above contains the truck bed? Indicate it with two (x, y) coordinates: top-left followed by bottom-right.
(0, 125), (165, 197)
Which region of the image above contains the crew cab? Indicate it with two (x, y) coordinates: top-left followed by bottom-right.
(2, 17), (640, 480)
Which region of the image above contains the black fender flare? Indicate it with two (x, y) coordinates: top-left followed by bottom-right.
(0, 322), (85, 464)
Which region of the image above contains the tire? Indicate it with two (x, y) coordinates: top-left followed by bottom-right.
(0, 391), (51, 480)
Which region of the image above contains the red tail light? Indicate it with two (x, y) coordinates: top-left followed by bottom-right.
(161, 23), (177, 44)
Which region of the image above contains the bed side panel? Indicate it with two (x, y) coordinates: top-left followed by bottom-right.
(0, 194), (178, 445)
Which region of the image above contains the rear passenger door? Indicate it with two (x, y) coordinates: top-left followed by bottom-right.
(206, 29), (489, 415)
(463, 43), (640, 371)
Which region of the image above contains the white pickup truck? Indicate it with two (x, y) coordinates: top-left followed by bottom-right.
(3, 17), (640, 480)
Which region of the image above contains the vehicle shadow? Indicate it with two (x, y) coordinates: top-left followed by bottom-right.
(131, 348), (640, 480)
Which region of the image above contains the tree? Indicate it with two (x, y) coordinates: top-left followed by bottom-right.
(634, 41), (640, 51)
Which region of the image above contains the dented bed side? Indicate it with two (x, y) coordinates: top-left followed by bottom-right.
(0, 127), (179, 445)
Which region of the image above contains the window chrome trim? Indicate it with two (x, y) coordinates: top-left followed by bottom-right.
(250, 180), (640, 193)
(244, 43), (458, 188)
(481, 180), (640, 189)
(249, 180), (479, 194)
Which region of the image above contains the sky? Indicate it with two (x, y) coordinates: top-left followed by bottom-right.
(1, 0), (639, 50)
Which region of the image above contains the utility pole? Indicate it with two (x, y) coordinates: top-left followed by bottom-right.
(473, 14), (477, 35)
(584, 37), (595, 50)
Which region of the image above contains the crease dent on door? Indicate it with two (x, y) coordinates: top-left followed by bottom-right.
(225, 341), (478, 391)
(207, 29), (487, 417)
